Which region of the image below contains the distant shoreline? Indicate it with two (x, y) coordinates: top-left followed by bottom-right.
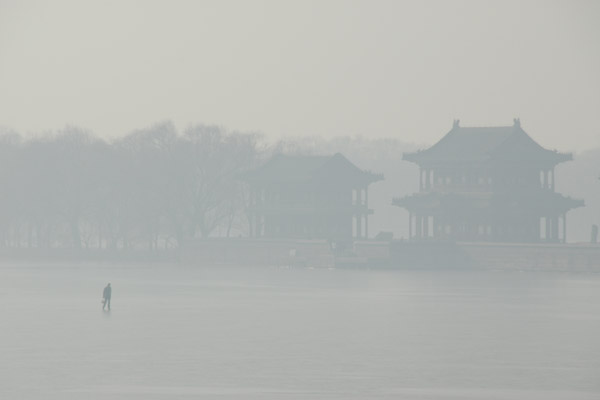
(0, 248), (179, 264)
(1, 240), (599, 273)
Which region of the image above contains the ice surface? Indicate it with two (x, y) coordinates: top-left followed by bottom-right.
(1, 263), (599, 399)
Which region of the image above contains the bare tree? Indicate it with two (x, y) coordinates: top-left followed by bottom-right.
(182, 125), (259, 238)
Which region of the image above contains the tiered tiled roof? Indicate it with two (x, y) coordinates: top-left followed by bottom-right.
(404, 119), (571, 166)
(244, 153), (383, 186)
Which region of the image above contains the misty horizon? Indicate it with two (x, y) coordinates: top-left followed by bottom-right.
(0, 117), (597, 247)
(3, 116), (600, 154)
(1, 1), (599, 152)
(1, 2), (599, 399)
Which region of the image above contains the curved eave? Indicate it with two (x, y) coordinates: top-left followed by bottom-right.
(402, 151), (425, 165)
(363, 171), (384, 185)
(243, 171), (384, 188)
(393, 191), (585, 214)
(551, 151), (573, 164)
(403, 151), (574, 168)
(556, 196), (584, 212)
(490, 151), (573, 167)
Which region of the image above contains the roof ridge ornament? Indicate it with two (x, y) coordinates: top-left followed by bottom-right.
(513, 117), (521, 128)
(453, 119), (460, 128)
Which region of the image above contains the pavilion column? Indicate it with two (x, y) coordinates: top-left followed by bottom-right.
(256, 214), (261, 237)
(256, 189), (261, 237)
(423, 216), (429, 238)
(562, 213), (567, 243)
(265, 190), (272, 236)
(249, 212), (253, 237)
(416, 215), (422, 239)
(419, 169), (424, 191)
(250, 188), (255, 237)
(408, 212), (413, 239)
(364, 186), (369, 239)
(356, 213), (362, 239)
(256, 188), (262, 237)
(264, 215), (269, 236)
(255, 188), (260, 237)
(427, 169), (433, 189)
(542, 170), (546, 189)
(551, 216), (557, 242)
(551, 168), (555, 191)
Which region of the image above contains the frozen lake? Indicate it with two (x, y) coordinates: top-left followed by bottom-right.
(1, 263), (599, 399)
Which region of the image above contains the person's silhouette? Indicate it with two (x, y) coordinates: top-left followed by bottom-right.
(102, 283), (112, 310)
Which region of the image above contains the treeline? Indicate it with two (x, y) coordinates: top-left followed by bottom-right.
(0, 122), (261, 251)
(0, 122), (422, 252)
(1, 121), (596, 252)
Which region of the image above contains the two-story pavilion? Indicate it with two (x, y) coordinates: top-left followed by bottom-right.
(393, 119), (584, 243)
(243, 153), (383, 240)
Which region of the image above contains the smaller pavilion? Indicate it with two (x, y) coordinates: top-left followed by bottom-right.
(243, 153), (383, 240)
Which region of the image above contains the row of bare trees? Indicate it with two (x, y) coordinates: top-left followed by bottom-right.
(0, 122), (261, 251)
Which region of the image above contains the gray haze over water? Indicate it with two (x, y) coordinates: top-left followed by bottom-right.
(2, 263), (599, 399)
(1, 1), (599, 242)
(1, 1), (599, 399)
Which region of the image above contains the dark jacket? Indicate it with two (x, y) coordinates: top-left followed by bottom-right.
(103, 286), (112, 299)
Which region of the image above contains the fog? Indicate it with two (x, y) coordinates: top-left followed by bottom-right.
(0, 123), (597, 247)
(1, 122), (599, 399)
(1, 1), (599, 151)
(1, 1), (600, 399)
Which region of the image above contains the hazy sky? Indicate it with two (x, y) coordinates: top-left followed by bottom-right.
(1, 0), (599, 151)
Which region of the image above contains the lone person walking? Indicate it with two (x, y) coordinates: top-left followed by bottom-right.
(102, 283), (112, 310)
